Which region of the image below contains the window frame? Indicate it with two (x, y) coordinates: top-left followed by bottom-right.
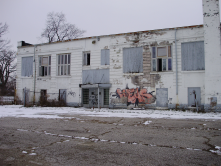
(21, 56), (33, 77)
(57, 54), (71, 76)
(39, 55), (51, 77)
(83, 52), (90, 66)
(151, 45), (172, 72)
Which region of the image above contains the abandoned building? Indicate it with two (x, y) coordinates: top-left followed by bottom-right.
(16, 0), (221, 111)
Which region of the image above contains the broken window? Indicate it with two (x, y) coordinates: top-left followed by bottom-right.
(152, 46), (172, 72)
(57, 54), (71, 76)
(101, 49), (110, 65)
(21, 56), (33, 77)
(83, 52), (90, 66)
(181, 41), (205, 71)
(39, 56), (51, 76)
(123, 47), (143, 73)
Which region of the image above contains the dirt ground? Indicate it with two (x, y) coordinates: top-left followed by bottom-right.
(0, 115), (221, 166)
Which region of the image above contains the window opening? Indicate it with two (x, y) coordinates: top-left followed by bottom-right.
(152, 46), (172, 72)
(57, 54), (71, 76)
(39, 56), (51, 76)
(83, 52), (90, 66)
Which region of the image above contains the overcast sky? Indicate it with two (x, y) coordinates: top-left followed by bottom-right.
(0, 0), (216, 51)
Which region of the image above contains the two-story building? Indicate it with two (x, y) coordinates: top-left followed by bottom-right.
(16, 0), (221, 111)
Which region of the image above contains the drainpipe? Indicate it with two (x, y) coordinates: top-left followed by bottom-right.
(98, 85), (100, 110)
(33, 45), (36, 105)
(175, 28), (179, 106)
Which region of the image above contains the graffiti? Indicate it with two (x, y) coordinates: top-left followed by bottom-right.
(89, 94), (98, 105)
(67, 91), (76, 98)
(114, 87), (155, 106)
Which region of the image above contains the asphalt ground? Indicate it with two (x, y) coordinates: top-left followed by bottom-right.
(0, 116), (220, 166)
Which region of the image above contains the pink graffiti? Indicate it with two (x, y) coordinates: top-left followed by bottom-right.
(116, 88), (154, 105)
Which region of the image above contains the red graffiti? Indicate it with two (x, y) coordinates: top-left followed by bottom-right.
(116, 88), (155, 105)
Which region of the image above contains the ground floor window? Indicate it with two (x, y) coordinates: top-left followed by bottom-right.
(103, 89), (109, 105)
(83, 89), (89, 104)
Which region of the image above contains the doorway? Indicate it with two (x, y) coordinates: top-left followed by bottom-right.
(188, 87), (201, 107)
(156, 88), (168, 107)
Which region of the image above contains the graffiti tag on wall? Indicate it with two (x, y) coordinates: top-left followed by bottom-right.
(67, 91), (76, 98)
(112, 87), (155, 106)
(89, 94), (98, 105)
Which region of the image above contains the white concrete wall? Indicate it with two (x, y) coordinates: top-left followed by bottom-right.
(16, 25), (207, 108)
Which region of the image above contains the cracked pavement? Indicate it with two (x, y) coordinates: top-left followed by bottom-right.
(0, 116), (221, 166)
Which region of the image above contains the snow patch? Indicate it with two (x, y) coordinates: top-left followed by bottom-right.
(143, 121), (152, 125)
(1, 105), (221, 120)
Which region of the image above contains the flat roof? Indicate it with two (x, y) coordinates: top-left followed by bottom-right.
(18, 24), (203, 48)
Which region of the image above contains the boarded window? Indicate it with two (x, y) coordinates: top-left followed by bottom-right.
(82, 69), (109, 84)
(101, 49), (110, 65)
(21, 56), (33, 77)
(103, 89), (109, 105)
(123, 47), (143, 73)
(181, 41), (205, 71)
(157, 47), (167, 57)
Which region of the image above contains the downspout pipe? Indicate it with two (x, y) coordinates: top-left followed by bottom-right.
(33, 45), (36, 105)
(175, 28), (179, 105)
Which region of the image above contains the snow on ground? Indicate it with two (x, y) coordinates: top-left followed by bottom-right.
(0, 105), (221, 120)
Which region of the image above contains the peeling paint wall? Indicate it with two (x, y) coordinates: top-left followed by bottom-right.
(203, 0), (221, 110)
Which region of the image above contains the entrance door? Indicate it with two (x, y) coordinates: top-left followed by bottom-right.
(188, 87), (201, 107)
(89, 89), (98, 107)
(156, 88), (168, 107)
(23, 88), (30, 106)
(59, 89), (66, 104)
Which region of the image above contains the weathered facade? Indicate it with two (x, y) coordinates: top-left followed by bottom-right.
(16, 0), (221, 111)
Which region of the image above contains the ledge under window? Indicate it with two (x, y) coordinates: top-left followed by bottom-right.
(55, 75), (71, 78)
(123, 73), (144, 76)
(150, 71), (174, 74)
(21, 76), (33, 79)
(181, 70), (205, 73)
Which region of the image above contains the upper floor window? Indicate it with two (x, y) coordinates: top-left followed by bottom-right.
(123, 47), (143, 73)
(101, 49), (110, 65)
(21, 56), (33, 77)
(152, 46), (172, 72)
(57, 54), (70, 76)
(39, 56), (51, 76)
(181, 41), (205, 71)
(83, 52), (90, 66)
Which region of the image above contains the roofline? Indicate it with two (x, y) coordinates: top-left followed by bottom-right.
(18, 24), (204, 48)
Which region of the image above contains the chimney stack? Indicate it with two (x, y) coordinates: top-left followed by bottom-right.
(202, 0), (221, 109)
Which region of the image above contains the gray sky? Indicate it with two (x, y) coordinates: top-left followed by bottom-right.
(0, 0), (211, 51)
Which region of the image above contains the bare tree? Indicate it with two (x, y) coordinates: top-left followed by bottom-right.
(0, 23), (16, 95)
(41, 12), (86, 43)
(0, 23), (10, 51)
